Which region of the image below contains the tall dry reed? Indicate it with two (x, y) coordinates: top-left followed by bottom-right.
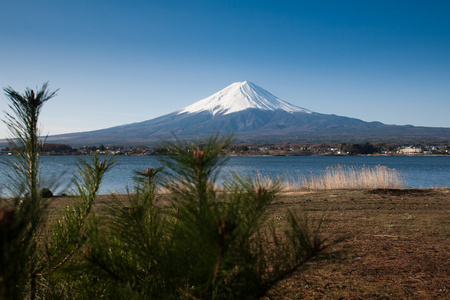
(300, 165), (407, 190)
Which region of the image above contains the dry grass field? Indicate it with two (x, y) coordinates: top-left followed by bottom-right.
(44, 188), (449, 299)
(264, 188), (450, 299)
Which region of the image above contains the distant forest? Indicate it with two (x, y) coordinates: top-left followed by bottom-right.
(2, 142), (448, 156)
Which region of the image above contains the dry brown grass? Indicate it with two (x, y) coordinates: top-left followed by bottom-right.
(264, 188), (450, 299)
(299, 165), (407, 190)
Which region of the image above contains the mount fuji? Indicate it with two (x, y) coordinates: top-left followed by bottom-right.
(178, 81), (311, 116)
(46, 81), (450, 145)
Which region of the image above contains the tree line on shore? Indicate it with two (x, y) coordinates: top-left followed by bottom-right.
(2, 141), (448, 156)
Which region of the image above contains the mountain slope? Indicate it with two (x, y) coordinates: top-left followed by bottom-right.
(45, 81), (450, 145)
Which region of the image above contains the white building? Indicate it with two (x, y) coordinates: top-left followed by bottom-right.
(398, 146), (422, 155)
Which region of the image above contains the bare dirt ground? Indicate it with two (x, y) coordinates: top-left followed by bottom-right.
(264, 188), (450, 299)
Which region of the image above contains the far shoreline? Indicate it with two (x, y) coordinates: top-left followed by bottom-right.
(1, 153), (448, 157)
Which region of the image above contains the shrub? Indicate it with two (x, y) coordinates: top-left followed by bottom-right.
(66, 134), (331, 299)
(1, 83), (57, 299)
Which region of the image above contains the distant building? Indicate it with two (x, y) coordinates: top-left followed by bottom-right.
(398, 146), (422, 155)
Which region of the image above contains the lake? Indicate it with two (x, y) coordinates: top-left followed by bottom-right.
(1, 155), (449, 195)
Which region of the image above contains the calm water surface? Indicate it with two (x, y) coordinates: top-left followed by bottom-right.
(1, 155), (449, 195)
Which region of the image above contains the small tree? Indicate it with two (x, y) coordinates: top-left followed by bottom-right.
(40, 154), (116, 298)
(75, 134), (331, 299)
(1, 82), (58, 299)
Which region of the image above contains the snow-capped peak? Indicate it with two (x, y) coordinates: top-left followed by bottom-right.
(177, 81), (311, 116)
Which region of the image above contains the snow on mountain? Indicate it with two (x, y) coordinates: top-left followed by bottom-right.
(177, 81), (312, 116)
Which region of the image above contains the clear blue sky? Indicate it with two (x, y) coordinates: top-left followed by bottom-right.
(1, 0), (449, 139)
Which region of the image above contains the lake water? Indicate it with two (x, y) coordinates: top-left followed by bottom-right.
(0, 155), (449, 195)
